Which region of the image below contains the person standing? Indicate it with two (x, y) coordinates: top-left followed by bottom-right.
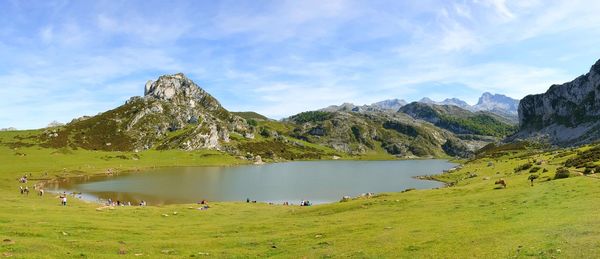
(59, 193), (67, 206)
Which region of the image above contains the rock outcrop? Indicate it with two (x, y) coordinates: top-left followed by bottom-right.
(515, 59), (600, 145)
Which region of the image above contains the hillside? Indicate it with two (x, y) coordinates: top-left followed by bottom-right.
(398, 102), (517, 137)
(516, 58), (600, 146)
(41, 73), (251, 152)
(285, 110), (485, 158)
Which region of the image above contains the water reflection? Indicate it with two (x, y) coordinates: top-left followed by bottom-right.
(49, 160), (456, 205)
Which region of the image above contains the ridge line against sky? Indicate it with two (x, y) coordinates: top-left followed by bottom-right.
(2, 0), (600, 129)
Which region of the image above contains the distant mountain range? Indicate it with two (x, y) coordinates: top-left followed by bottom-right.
(322, 92), (520, 122)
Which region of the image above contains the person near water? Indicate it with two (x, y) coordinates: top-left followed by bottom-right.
(59, 195), (67, 206)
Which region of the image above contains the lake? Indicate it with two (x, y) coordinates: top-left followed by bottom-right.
(47, 160), (456, 205)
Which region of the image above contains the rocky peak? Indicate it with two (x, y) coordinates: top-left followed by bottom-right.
(144, 73), (223, 111)
(419, 97), (435, 104)
(371, 99), (407, 111)
(476, 92), (514, 106)
(474, 92), (519, 115)
(441, 98), (470, 108)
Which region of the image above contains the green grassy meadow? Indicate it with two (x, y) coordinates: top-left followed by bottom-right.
(1, 130), (600, 258)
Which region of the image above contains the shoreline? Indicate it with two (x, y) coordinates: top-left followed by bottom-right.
(37, 157), (459, 207)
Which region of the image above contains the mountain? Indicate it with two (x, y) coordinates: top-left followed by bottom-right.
(320, 102), (385, 113)
(418, 97), (436, 105)
(285, 110), (475, 157)
(371, 99), (407, 111)
(399, 102), (517, 137)
(439, 98), (471, 109)
(415, 94), (519, 122)
(474, 92), (519, 115)
(417, 97), (471, 110)
(514, 58), (600, 146)
(42, 73), (251, 151)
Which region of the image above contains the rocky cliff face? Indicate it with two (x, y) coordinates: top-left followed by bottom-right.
(515, 59), (600, 145)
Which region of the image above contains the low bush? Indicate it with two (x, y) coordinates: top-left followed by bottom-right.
(554, 167), (570, 179)
(514, 162), (533, 173)
(529, 166), (541, 173)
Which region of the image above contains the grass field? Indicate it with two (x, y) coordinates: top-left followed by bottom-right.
(1, 130), (600, 258)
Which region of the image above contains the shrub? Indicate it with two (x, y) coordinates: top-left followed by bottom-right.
(583, 167), (593, 175)
(259, 127), (271, 137)
(514, 162), (533, 172)
(529, 166), (541, 173)
(543, 168), (549, 173)
(554, 167), (570, 179)
(564, 145), (600, 167)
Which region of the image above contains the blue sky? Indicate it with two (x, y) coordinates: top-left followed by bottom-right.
(2, 0), (600, 129)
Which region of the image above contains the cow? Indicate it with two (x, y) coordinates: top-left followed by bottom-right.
(495, 179), (507, 188)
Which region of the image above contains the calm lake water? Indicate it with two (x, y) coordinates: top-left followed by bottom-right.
(48, 160), (456, 205)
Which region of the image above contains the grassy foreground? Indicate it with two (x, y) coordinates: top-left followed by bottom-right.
(1, 131), (600, 258)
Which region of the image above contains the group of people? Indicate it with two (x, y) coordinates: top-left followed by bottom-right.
(246, 198), (311, 206)
(59, 192), (68, 206)
(19, 186), (29, 195)
(300, 200), (312, 206)
(105, 198), (147, 207)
